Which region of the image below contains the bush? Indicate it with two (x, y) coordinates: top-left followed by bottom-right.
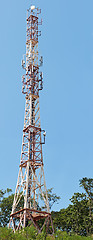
(0, 227), (93, 240)
(0, 227), (15, 240)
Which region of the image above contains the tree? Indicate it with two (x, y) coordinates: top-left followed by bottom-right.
(52, 208), (70, 232)
(79, 177), (93, 234)
(70, 192), (89, 235)
(0, 189), (14, 227)
(47, 188), (60, 210)
(52, 192), (89, 236)
(40, 188), (60, 211)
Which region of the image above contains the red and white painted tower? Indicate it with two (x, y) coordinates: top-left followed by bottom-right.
(9, 5), (54, 233)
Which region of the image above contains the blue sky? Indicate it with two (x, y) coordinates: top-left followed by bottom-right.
(0, 0), (93, 211)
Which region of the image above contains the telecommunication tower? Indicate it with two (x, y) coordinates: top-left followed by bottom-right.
(9, 5), (54, 233)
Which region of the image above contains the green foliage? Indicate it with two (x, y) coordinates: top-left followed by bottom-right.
(79, 177), (93, 235)
(46, 235), (55, 240)
(54, 230), (93, 239)
(69, 192), (89, 234)
(52, 178), (93, 236)
(0, 228), (93, 240)
(23, 225), (37, 239)
(0, 189), (14, 227)
(36, 226), (47, 239)
(40, 188), (60, 211)
(79, 178), (93, 199)
(47, 188), (61, 210)
(0, 227), (15, 240)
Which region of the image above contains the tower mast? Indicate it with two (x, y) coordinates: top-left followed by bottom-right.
(9, 4), (54, 234)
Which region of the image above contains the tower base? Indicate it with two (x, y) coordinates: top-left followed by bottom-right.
(9, 208), (54, 234)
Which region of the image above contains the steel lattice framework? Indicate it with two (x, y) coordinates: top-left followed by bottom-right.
(9, 5), (54, 234)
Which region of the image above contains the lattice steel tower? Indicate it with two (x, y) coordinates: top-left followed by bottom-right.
(9, 5), (54, 233)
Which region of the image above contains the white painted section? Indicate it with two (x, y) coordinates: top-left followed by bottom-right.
(31, 5), (35, 10)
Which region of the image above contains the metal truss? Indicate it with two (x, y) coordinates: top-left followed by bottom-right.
(9, 5), (54, 234)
